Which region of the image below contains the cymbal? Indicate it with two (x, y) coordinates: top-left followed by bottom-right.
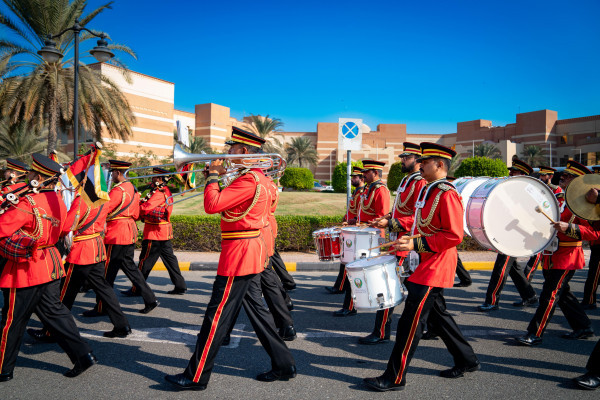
(565, 174), (600, 221)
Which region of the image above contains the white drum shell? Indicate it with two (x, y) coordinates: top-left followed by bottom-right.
(340, 227), (381, 263)
(466, 176), (559, 257)
(346, 255), (406, 311)
(453, 177), (489, 236)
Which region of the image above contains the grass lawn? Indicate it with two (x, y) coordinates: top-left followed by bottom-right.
(172, 191), (398, 216)
(172, 191), (349, 216)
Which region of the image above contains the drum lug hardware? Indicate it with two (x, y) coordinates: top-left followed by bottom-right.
(376, 293), (384, 305)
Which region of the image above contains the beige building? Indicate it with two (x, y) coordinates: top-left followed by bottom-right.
(67, 64), (599, 181)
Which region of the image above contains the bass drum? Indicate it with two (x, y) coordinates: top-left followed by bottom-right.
(453, 176), (490, 236)
(466, 176), (559, 257)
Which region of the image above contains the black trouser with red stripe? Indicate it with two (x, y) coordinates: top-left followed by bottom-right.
(341, 264), (355, 311)
(524, 253), (543, 282)
(586, 339), (600, 375)
(184, 273), (295, 385)
(0, 280), (92, 375)
(485, 253), (536, 305)
(52, 262), (128, 330)
(98, 244), (157, 311)
(582, 245), (600, 306)
(455, 256), (472, 285)
(133, 239), (186, 292)
(527, 269), (591, 337)
(382, 280), (478, 385)
(332, 263), (347, 292)
(270, 250), (296, 291)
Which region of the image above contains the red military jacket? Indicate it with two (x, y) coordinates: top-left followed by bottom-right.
(0, 190), (66, 288)
(0, 182), (27, 201)
(358, 180), (390, 224)
(204, 168), (270, 276)
(105, 181), (140, 245)
(543, 194), (600, 270)
(140, 186), (173, 241)
(344, 185), (367, 222)
(261, 178), (278, 257)
(408, 180), (464, 288)
(389, 172), (426, 257)
(62, 195), (109, 265)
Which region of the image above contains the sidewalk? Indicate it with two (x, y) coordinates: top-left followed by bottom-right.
(133, 250), (590, 272)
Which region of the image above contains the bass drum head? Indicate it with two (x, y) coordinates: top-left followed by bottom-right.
(476, 176), (559, 257)
(453, 177), (489, 236)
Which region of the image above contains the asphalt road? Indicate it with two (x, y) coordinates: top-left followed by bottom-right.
(0, 269), (598, 399)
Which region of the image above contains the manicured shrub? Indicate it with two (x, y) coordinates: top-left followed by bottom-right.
(454, 157), (508, 178)
(280, 167), (314, 190)
(387, 161), (407, 191)
(332, 161), (363, 193)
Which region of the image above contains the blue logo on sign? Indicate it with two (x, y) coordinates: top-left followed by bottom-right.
(342, 122), (359, 139)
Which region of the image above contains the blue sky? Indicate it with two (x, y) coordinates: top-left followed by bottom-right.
(11, 0), (600, 134)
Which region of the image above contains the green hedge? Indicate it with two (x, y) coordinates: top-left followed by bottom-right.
(135, 215), (486, 252)
(280, 167), (314, 190)
(387, 161), (407, 191)
(454, 157), (509, 178)
(332, 161), (363, 193)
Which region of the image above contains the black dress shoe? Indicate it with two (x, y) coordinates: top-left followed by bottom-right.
(515, 334), (542, 346)
(513, 296), (538, 307)
(477, 303), (499, 312)
(562, 327), (594, 340)
(165, 373), (207, 391)
(0, 372), (13, 382)
(103, 326), (132, 338)
(440, 361), (480, 378)
(582, 303), (597, 310)
(26, 328), (56, 343)
(573, 372), (600, 390)
(279, 325), (297, 341)
(333, 308), (357, 317)
(121, 288), (140, 297)
(167, 288), (186, 295)
(64, 353), (97, 378)
(256, 366), (297, 382)
(222, 334), (231, 346)
(81, 308), (106, 318)
(286, 299), (294, 311)
(358, 333), (389, 345)
(422, 330), (439, 340)
(363, 376), (405, 392)
(325, 286), (344, 294)
(139, 301), (159, 314)
(453, 281), (472, 288)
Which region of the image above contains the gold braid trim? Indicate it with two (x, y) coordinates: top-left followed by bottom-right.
(18, 195), (43, 240)
(221, 171), (262, 223)
(107, 185), (127, 220)
(360, 182), (384, 216)
(348, 187), (365, 214)
(74, 206), (91, 231)
(416, 189), (445, 237)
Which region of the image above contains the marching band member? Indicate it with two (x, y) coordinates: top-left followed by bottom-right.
(124, 167), (187, 296)
(363, 143), (479, 392)
(165, 127), (295, 391)
(334, 160), (389, 317)
(515, 160), (599, 346)
(325, 166), (365, 295)
(83, 160), (158, 316)
(1, 158), (29, 196)
(477, 159), (538, 311)
(364, 143), (424, 344)
(0, 154), (95, 382)
(27, 192), (132, 342)
(582, 182), (600, 310)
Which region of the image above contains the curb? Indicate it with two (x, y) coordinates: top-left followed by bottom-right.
(148, 260), (496, 272)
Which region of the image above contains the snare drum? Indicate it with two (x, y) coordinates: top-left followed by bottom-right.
(453, 176), (489, 236)
(466, 176), (559, 257)
(312, 228), (341, 261)
(340, 227), (381, 263)
(346, 255), (406, 311)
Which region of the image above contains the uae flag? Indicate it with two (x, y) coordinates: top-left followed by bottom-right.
(175, 162), (196, 191)
(65, 146), (110, 206)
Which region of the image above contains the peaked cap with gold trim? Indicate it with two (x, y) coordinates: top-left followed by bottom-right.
(31, 153), (63, 177)
(361, 159), (386, 171)
(108, 160), (132, 170)
(509, 159), (533, 175)
(563, 159), (591, 176)
(399, 142), (421, 157)
(351, 166), (364, 176)
(538, 166), (556, 175)
(417, 142), (456, 161)
(225, 126), (266, 148)
(5, 158), (30, 173)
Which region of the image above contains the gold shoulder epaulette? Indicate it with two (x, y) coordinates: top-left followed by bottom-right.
(437, 183), (452, 192)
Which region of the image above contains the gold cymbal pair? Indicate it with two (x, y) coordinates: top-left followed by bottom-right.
(565, 174), (600, 221)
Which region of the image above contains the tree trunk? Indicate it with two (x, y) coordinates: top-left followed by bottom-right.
(47, 93), (58, 155)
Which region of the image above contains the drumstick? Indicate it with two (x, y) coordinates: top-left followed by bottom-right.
(368, 234), (422, 251)
(535, 206), (557, 224)
(367, 250), (396, 260)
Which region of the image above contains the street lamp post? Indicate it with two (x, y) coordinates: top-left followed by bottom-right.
(38, 19), (114, 160)
(572, 148), (582, 163)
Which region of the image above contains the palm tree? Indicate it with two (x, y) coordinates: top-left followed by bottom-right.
(449, 154), (461, 175)
(521, 145), (547, 166)
(247, 114), (285, 154)
(188, 136), (213, 154)
(0, 119), (66, 163)
(474, 143), (501, 159)
(286, 137), (318, 168)
(0, 0), (136, 155)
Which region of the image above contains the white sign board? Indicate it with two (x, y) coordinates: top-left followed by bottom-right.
(339, 118), (362, 151)
(176, 120), (190, 148)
